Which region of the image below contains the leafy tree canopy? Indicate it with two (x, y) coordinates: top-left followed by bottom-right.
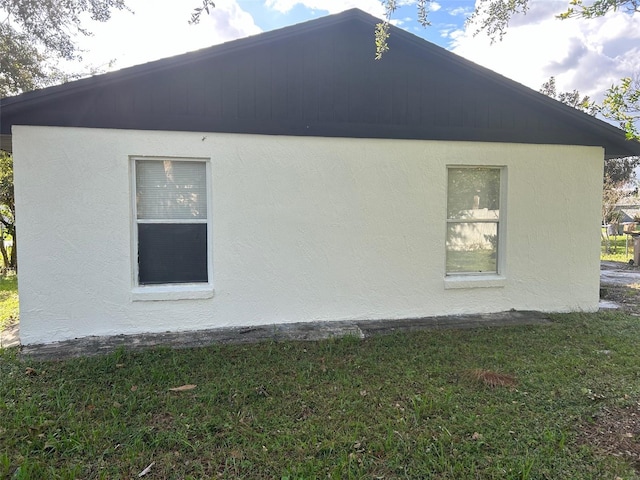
(377, 0), (639, 142)
(377, 0), (639, 56)
(539, 76), (597, 115)
(0, 0), (132, 96)
(601, 76), (640, 141)
(0, 151), (15, 268)
(539, 76), (639, 183)
(469, 0), (639, 42)
(0, 0), (218, 97)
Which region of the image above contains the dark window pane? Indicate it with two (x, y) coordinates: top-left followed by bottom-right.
(138, 223), (208, 284)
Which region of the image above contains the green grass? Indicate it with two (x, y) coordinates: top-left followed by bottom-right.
(2, 313), (640, 478)
(601, 229), (635, 262)
(0, 274), (18, 331)
(446, 249), (497, 273)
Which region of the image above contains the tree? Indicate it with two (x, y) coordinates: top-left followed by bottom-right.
(189, 0), (216, 25)
(539, 76), (640, 183)
(376, 0), (430, 59)
(1, 1), (133, 270)
(0, 0), (217, 97)
(0, 0), (132, 96)
(602, 175), (625, 233)
(377, 0), (639, 57)
(601, 76), (640, 141)
(0, 152), (15, 270)
(467, 0), (639, 42)
(0, 0), (216, 272)
(539, 76), (596, 114)
(377, 0), (640, 141)
(539, 76), (639, 248)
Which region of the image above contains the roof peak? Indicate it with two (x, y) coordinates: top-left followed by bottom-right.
(2, 7), (638, 158)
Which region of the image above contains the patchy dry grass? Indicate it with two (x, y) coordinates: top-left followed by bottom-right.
(2, 312), (640, 478)
(602, 231), (635, 263)
(0, 274), (17, 331)
(465, 369), (518, 388)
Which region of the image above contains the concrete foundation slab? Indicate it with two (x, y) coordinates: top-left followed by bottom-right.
(19, 311), (551, 361)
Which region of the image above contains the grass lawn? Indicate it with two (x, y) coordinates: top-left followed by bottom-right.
(0, 273), (18, 332)
(2, 312), (640, 479)
(602, 229), (637, 263)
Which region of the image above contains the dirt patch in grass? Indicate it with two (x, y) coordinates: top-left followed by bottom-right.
(600, 262), (640, 314)
(601, 283), (640, 313)
(577, 401), (640, 472)
(592, 262), (640, 473)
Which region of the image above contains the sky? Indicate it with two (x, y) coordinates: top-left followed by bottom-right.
(72, 0), (640, 104)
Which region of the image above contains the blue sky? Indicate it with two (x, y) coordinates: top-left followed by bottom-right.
(230, 0), (474, 47)
(73, 0), (639, 104)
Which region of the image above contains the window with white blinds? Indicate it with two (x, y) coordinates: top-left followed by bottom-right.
(133, 158), (210, 285)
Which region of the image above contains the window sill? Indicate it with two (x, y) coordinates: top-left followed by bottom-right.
(132, 284), (214, 301)
(444, 275), (506, 290)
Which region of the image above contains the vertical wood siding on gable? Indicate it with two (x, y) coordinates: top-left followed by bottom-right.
(1, 18), (609, 149)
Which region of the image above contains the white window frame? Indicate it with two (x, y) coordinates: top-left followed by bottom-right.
(444, 165), (507, 289)
(130, 156), (214, 301)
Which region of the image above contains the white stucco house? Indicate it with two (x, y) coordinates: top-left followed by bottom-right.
(2, 9), (640, 346)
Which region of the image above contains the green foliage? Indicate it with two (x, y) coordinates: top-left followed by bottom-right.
(374, 22), (392, 60)
(0, 1), (221, 96)
(464, 0), (639, 40)
(0, 0), (129, 96)
(0, 23), (47, 96)
(0, 273), (17, 331)
(378, 0), (639, 145)
(0, 151), (14, 216)
(558, 0), (640, 19)
(601, 176), (627, 231)
(466, 0), (530, 42)
(602, 76), (640, 141)
(605, 156), (640, 183)
(379, 0), (636, 48)
(2, 315), (640, 477)
(375, 0), (431, 59)
(539, 76), (640, 183)
(540, 76), (597, 114)
(601, 229), (632, 261)
(0, 152), (15, 269)
(600, 76), (640, 178)
(188, 0), (216, 25)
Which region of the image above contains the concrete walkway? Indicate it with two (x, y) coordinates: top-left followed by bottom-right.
(600, 261), (640, 286)
(0, 321), (18, 350)
(2, 261), (638, 360)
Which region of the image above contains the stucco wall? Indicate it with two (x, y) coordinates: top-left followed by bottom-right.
(13, 126), (604, 345)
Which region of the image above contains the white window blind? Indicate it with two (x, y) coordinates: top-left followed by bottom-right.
(133, 158), (210, 286)
(136, 160), (207, 221)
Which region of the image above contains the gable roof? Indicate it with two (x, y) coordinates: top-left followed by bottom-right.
(2, 8), (639, 158)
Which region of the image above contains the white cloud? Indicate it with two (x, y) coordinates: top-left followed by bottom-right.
(450, 0), (640, 102)
(439, 23), (461, 39)
(265, 0), (386, 18)
(449, 6), (471, 17)
(73, 0), (261, 73)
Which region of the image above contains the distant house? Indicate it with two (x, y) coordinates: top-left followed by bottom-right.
(2, 9), (640, 346)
